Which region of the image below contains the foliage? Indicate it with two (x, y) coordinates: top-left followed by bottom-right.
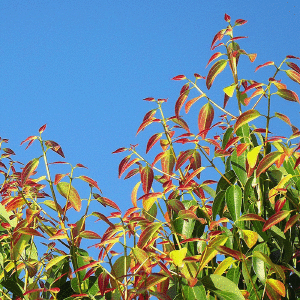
(0, 14), (300, 300)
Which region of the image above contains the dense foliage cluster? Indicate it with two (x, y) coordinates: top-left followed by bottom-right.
(0, 14), (300, 299)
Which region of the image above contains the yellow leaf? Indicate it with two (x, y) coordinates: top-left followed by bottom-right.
(267, 278), (286, 297)
(223, 84), (237, 97)
(214, 257), (235, 275)
(170, 248), (187, 268)
(242, 230), (258, 248)
(143, 196), (157, 211)
(247, 145), (262, 168)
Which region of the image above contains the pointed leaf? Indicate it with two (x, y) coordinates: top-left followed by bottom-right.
(78, 175), (102, 192)
(131, 181), (141, 207)
(161, 149), (175, 177)
(175, 89), (189, 118)
(79, 230), (101, 239)
(266, 279), (286, 297)
(21, 158), (39, 186)
(256, 151), (282, 177)
(46, 255), (69, 271)
(185, 96), (204, 113)
(141, 165), (154, 194)
(262, 210), (290, 231)
(206, 52), (224, 67)
(286, 69), (300, 84)
(225, 185), (242, 222)
(275, 112), (291, 126)
(247, 145), (262, 168)
(146, 133), (163, 153)
(255, 61), (274, 72)
(276, 88), (299, 103)
(45, 140), (65, 158)
(223, 84), (237, 97)
(56, 182), (81, 212)
(206, 59), (227, 89)
(242, 230), (258, 248)
(171, 75), (186, 81)
(198, 102), (214, 138)
(137, 222), (162, 248)
(284, 213), (300, 232)
(175, 149), (194, 170)
(234, 109), (260, 133)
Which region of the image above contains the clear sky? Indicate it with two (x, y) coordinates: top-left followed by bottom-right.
(0, 1), (299, 255)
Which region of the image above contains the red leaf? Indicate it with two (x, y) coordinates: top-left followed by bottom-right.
(255, 61), (274, 72)
(206, 52), (224, 68)
(79, 230), (102, 239)
(152, 152), (165, 168)
(143, 97), (155, 102)
(3, 148), (15, 155)
(216, 245), (246, 260)
(20, 136), (37, 146)
(21, 158), (39, 186)
(224, 137), (240, 150)
(183, 167), (205, 186)
(175, 88), (190, 118)
(124, 168), (139, 180)
(112, 147), (127, 154)
(75, 261), (99, 273)
(161, 149), (175, 177)
(171, 75), (186, 81)
(284, 214), (300, 233)
(211, 30), (225, 50)
(229, 36), (248, 42)
(256, 152), (283, 177)
(141, 165), (154, 194)
(194, 73), (205, 79)
(39, 124), (47, 134)
(286, 62), (300, 74)
(45, 140), (65, 158)
(198, 102), (214, 138)
(54, 173), (68, 185)
(185, 96), (204, 114)
(262, 210), (291, 231)
(95, 195), (121, 211)
(18, 228), (45, 238)
(175, 149), (194, 170)
(170, 117), (190, 132)
(206, 59), (227, 90)
(118, 155), (131, 178)
(286, 55), (300, 60)
(136, 117), (156, 135)
(234, 19), (247, 26)
(76, 163), (88, 168)
(79, 175), (102, 192)
(242, 82), (264, 94)
(146, 133), (163, 154)
(224, 13), (231, 22)
(285, 69), (300, 84)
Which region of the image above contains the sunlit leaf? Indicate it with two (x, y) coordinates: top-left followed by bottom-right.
(175, 149), (194, 170)
(276, 88), (299, 103)
(262, 210), (291, 232)
(175, 88), (189, 118)
(78, 175), (102, 192)
(198, 102), (214, 138)
(275, 112), (291, 126)
(214, 257), (235, 275)
(206, 59), (227, 89)
(247, 145), (262, 168)
(132, 247), (152, 273)
(256, 151), (282, 177)
(57, 182), (81, 212)
(79, 230), (101, 239)
(138, 222), (162, 249)
(242, 230), (258, 248)
(284, 213), (300, 233)
(141, 165), (154, 194)
(266, 278), (286, 297)
(286, 69), (300, 84)
(46, 255), (69, 271)
(146, 133), (163, 153)
(206, 52), (224, 67)
(255, 61), (274, 72)
(234, 109), (260, 133)
(185, 96), (204, 113)
(131, 181), (141, 207)
(170, 247), (187, 267)
(21, 158), (39, 186)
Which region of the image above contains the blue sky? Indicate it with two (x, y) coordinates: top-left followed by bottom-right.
(0, 1), (299, 255)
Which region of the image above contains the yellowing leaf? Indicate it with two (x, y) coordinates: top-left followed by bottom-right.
(46, 255), (69, 271)
(143, 196), (157, 211)
(234, 109), (260, 133)
(247, 146), (262, 168)
(170, 247), (187, 267)
(266, 278), (286, 297)
(223, 84), (237, 97)
(214, 257), (235, 275)
(242, 230), (258, 248)
(56, 182), (81, 212)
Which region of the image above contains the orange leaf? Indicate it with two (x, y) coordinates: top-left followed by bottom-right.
(206, 59), (227, 89)
(198, 102), (214, 138)
(256, 152), (282, 177)
(234, 109), (260, 133)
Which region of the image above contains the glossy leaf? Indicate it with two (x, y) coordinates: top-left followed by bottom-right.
(131, 181), (141, 207)
(286, 69), (300, 84)
(45, 140), (65, 158)
(256, 151), (282, 177)
(262, 210), (290, 231)
(175, 149), (194, 170)
(266, 279), (286, 297)
(206, 59), (227, 90)
(146, 133), (163, 153)
(46, 255), (69, 271)
(198, 102), (214, 138)
(57, 182), (81, 212)
(21, 158), (39, 186)
(175, 89), (189, 118)
(141, 165), (154, 194)
(284, 213), (300, 232)
(225, 185), (242, 222)
(170, 247), (187, 267)
(247, 145), (262, 168)
(276, 88), (299, 103)
(234, 109), (260, 133)
(132, 247), (152, 273)
(79, 230), (101, 239)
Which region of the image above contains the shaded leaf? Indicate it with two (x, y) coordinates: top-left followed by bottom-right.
(225, 185), (242, 222)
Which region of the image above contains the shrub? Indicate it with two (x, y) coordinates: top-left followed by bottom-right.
(0, 14), (299, 300)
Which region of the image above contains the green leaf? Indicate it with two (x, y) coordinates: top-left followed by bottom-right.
(225, 185), (242, 222)
(234, 109), (261, 133)
(212, 190), (226, 220)
(198, 102), (214, 139)
(201, 274), (244, 300)
(111, 256), (131, 287)
(1, 279), (24, 297)
(206, 59), (228, 89)
(252, 243), (268, 284)
(182, 282), (206, 299)
(231, 149), (247, 186)
(56, 182), (82, 212)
